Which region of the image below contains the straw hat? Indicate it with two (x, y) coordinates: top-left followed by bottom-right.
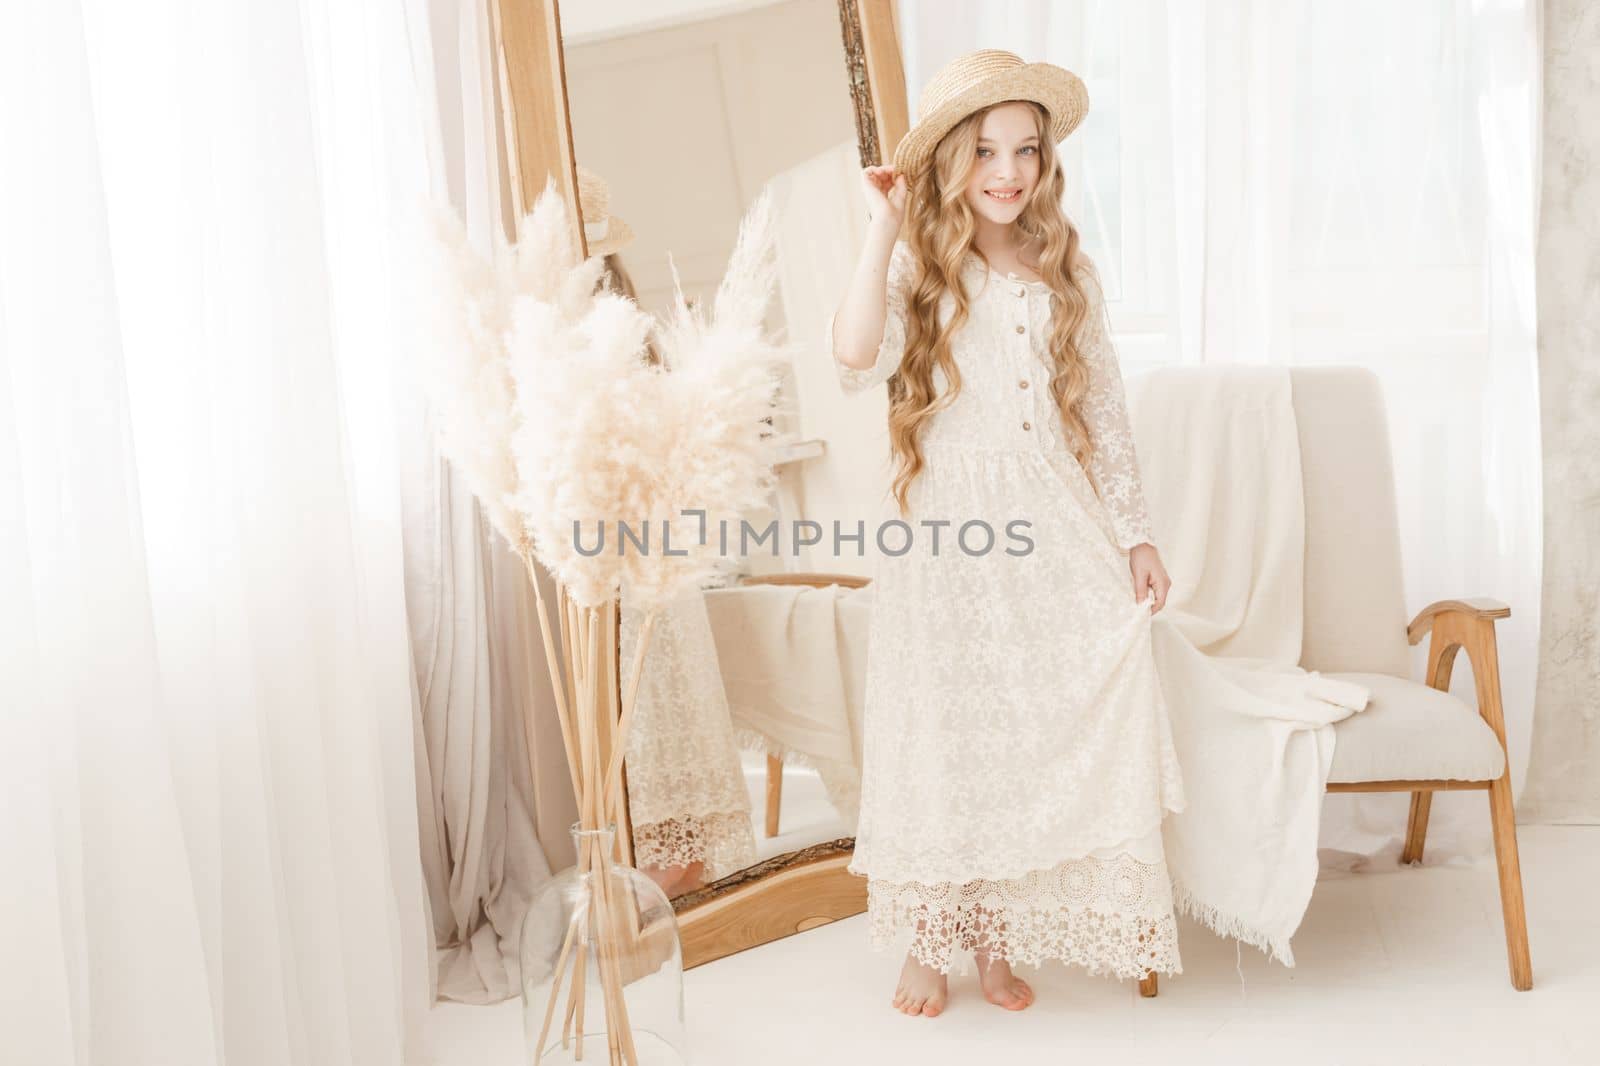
(575, 165), (635, 256)
(892, 49), (1089, 178)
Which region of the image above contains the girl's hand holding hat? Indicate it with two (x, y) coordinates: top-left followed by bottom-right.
(862, 165), (908, 231)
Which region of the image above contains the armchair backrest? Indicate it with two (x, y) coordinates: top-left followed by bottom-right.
(1289, 367), (1412, 678)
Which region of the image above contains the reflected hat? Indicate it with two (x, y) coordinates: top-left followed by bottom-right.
(892, 49), (1089, 178)
(576, 165), (635, 256)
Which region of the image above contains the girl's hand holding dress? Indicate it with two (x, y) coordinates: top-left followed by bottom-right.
(1130, 543), (1170, 614)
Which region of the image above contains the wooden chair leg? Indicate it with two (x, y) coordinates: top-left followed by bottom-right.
(1487, 774), (1532, 990)
(1401, 789), (1432, 865)
(1138, 973), (1158, 998)
(1470, 626), (1533, 992)
(764, 754), (783, 838)
(1414, 604), (1532, 990)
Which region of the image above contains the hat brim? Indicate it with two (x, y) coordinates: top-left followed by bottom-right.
(892, 63), (1088, 178)
(586, 214), (635, 257)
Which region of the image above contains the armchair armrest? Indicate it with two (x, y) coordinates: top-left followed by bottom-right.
(1407, 597), (1510, 646)
(1406, 595), (1512, 742)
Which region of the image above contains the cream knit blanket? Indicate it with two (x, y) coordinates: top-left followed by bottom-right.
(1128, 366), (1370, 965)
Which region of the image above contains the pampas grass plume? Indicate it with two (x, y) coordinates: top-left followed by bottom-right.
(426, 176), (795, 614)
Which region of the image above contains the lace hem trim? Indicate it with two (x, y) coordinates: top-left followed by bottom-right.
(632, 810), (756, 883)
(863, 851), (1183, 979)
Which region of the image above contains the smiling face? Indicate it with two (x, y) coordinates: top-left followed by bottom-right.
(961, 102), (1043, 225)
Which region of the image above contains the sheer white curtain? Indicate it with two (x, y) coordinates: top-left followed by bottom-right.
(899, 0), (1542, 866)
(1, 1), (442, 1062)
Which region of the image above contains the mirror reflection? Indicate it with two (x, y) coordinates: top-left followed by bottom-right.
(562, 0), (883, 898)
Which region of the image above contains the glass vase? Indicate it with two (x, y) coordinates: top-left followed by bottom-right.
(519, 824), (687, 1065)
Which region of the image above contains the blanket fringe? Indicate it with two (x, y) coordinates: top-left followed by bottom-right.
(732, 726), (861, 815)
(1170, 876), (1297, 968)
(733, 726), (834, 778)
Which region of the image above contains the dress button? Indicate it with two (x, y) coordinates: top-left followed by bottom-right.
(1022, 421), (1032, 431)
(1015, 324), (1025, 334)
(1018, 379), (1029, 389)
(1016, 288), (1027, 298)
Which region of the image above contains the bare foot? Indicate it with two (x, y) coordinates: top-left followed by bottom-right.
(891, 954), (949, 1017)
(640, 864), (682, 896)
(976, 953), (1035, 1011)
(640, 861), (703, 898)
(674, 860), (706, 895)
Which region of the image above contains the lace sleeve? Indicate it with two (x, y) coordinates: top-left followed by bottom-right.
(1078, 267), (1154, 552)
(830, 240), (914, 394)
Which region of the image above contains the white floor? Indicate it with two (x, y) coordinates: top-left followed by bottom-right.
(423, 824), (1599, 1065)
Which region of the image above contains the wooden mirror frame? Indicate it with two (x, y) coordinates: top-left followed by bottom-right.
(489, 0), (910, 968)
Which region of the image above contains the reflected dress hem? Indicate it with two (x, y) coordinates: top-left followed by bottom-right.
(631, 810), (757, 883)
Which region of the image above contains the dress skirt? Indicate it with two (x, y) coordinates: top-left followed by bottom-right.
(846, 441), (1188, 979)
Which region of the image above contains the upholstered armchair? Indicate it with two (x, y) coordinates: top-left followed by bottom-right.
(1136, 367), (1530, 998)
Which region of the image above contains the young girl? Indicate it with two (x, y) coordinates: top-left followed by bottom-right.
(830, 50), (1186, 1017)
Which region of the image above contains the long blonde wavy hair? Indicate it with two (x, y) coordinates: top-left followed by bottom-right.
(888, 100), (1102, 517)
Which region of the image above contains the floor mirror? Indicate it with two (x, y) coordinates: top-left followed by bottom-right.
(489, 0), (911, 968)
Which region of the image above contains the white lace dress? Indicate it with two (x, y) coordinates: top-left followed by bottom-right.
(620, 587), (757, 882)
(831, 241), (1187, 979)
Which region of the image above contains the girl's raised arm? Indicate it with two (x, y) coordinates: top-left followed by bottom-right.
(829, 236), (914, 393)
(829, 168), (912, 393)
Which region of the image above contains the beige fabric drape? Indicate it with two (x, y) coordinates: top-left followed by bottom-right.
(405, 0), (577, 1005)
(407, 461), (572, 1003)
